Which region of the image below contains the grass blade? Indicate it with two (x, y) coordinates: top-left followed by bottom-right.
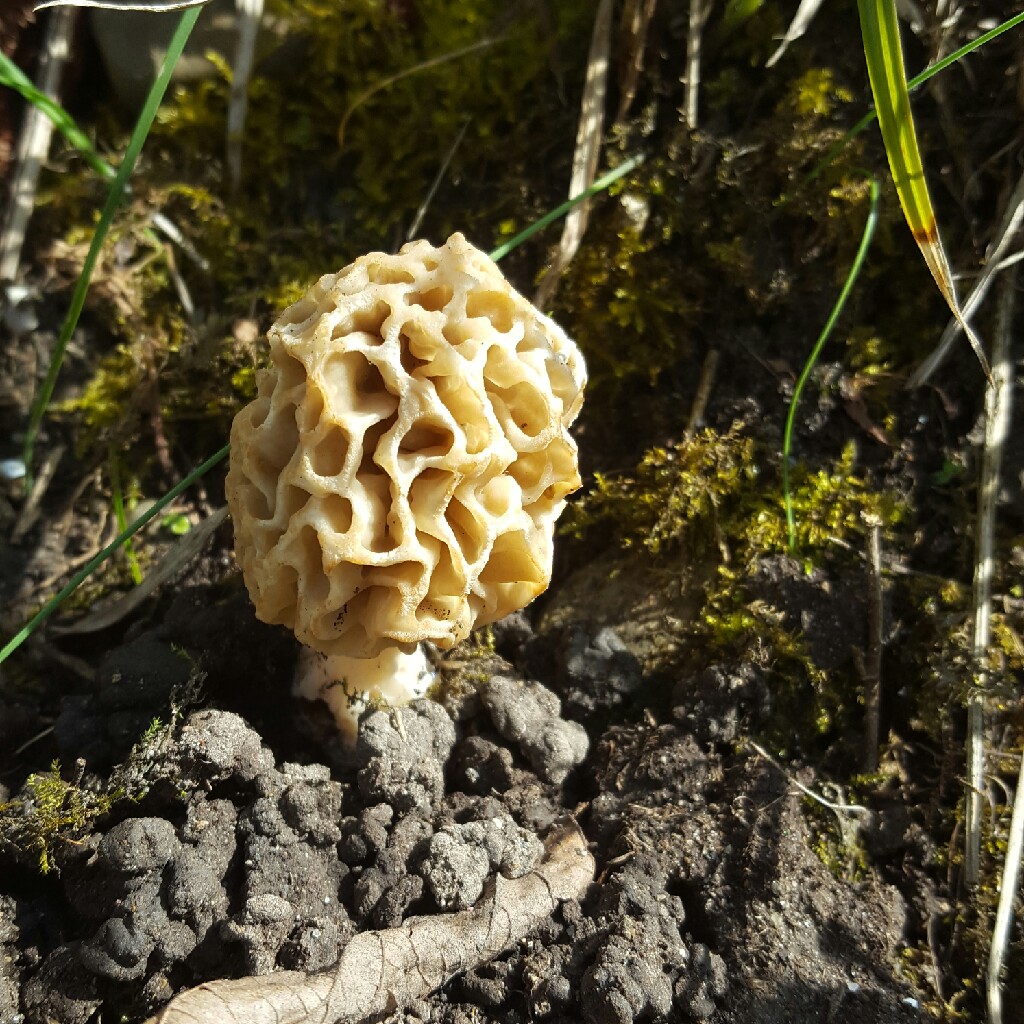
(0, 50), (114, 182)
(489, 153), (644, 262)
(0, 443), (230, 665)
(809, 11), (1024, 186)
(783, 179), (880, 550)
(21, 5), (203, 491)
(857, 0), (991, 381)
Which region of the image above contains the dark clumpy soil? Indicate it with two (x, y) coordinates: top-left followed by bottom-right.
(0, 584), (926, 1024)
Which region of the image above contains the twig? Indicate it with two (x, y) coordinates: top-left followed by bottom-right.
(746, 740), (870, 821)
(226, 0), (262, 191)
(965, 266), (1016, 888)
(534, 0), (611, 310)
(987, 743), (1024, 1024)
(683, 348), (718, 440)
(615, 0), (657, 123)
(683, 0), (709, 129)
(766, 0), (825, 68)
(861, 515), (883, 773)
(982, 274), (1020, 1024)
(0, 6), (75, 283)
(11, 442), (65, 543)
(406, 119), (470, 242)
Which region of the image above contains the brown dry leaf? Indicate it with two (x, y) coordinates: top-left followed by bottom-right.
(146, 821), (594, 1024)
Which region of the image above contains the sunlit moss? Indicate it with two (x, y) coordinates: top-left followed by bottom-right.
(0, 762), (119, 873)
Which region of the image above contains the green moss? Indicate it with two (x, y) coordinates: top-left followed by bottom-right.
(567, 425), (907, 747)
(0, 762), (119, 873)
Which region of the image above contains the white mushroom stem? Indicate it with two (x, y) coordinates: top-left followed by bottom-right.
(293, 643), (436, 744)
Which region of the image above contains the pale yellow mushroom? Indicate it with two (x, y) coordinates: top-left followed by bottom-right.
(226, 233), (585, 739)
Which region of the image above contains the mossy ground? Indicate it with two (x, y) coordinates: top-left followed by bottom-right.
(2, 1), (1023, 1020)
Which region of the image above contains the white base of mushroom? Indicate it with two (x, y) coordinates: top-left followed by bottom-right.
(292, 644), (436, 744)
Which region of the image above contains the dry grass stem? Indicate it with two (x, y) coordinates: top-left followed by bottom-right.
(766, 0), (825, 68)
(861, 516), (883, 773)
(226, 0), (263, 190)
(910, 167), (1024, 386)
(534, 0), (611, 309)
(683, 0), (709, 129)
(0, 7), (75, 283)
(966, 266), (1016, 887)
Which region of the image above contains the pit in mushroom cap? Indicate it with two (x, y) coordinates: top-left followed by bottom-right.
(227, 232), (585, 678)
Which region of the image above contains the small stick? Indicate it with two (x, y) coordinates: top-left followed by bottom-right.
(746, 740), (870, 820)
(534, 0), (611, 309)
(0, 6), (75, 283)
(980, 270), (1018, 1024)
(862, 516), (883, 773)
(684, 348), (719, 439)
(683, 0), (708, 130)
(11, 442), (65, 543)
(226, 0), (263, 191)
(987, 745), (1024, 1024)
(966, 267), (1015, 887)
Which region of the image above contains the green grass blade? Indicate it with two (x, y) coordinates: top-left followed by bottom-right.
(856, 0), (990, 382)
(783, 179), (880, 550)
(489, 152), (644, 262)
(0, 52), (115, 181)
(0, 444), (229, 665)
(20, 6), (203, 491)
(808, 11), (1024, 184)
(858, 0), (933, 248)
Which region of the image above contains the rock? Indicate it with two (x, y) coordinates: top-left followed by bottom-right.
(481, 676), (589, 784)
(357, 700), (456, 815)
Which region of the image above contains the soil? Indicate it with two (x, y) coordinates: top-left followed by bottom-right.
(2, 3), (1024, 1024)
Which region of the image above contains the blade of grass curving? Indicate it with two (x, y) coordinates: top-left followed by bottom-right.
(337, 36), (501, 152)
(0, 444), (229, 665)
(0, 156), (642, 664)
(489, 152), (644, 262)
(0, 52), (114, 182)
(783, 178), (880, 551)
(21, 5), (203, 492)
(808, 11), (1024, 186)
(857, 0), (991, 383)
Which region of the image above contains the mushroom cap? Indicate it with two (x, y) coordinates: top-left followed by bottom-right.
(226, 233), (586, 658)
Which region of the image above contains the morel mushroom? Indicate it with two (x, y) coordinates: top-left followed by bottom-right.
(226, 233), (585, 735)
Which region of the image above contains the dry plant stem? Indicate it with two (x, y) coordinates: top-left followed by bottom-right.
(11, 443), (66, 543)
(226, 0), (262, 191)
(684, 348), (719, 440)
(980, 271), (1019, 1024)
(534, 0), (611, 310)
(0, 7), (75, 283)
(909, 167), (1024, 386)
(616, 0), (657, 122)
(766, 0), (825, 68)
(862, 518), (883, 773)
(966, 267), (1016, 888)
(683, 0), (708, 129)
(145, 821), (595, 1024)
(747, 741), (870, 820)
(988, 738), (1024, 1024)
(406, 119), (469, 242)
